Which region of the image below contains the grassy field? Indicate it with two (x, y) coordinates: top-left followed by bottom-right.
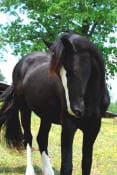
(0, 115), (117, 175)
(108, 103), (117, 113)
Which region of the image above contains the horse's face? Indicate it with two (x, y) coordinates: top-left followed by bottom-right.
(60, 50), (91, 117)
(50, 33), (92, 117)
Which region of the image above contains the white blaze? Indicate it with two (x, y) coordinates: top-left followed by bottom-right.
(60, 66), (75, 116)
(41, 151), (54, 175)
(25, 144), (35, 175)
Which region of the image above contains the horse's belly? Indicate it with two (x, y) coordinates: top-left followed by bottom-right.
(24, 88), (62, 124)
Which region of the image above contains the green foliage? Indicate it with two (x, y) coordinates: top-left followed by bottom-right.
(0, 70), (5, 81)
(0, 0), (117, 77)
(0, 28), (8, 61)
(109, 103), (117, 113)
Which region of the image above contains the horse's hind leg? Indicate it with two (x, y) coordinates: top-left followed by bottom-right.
(20, 106), (35, 175)
(20, 107), (32, 147)
(37, 119), (54, 175)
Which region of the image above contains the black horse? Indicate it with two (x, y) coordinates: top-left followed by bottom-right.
(0, 33), (110, 175)
(0, 82), (9, 95)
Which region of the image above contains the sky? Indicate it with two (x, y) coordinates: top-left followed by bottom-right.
(0, 12), (117, 103)
(0, 47), (18, 84)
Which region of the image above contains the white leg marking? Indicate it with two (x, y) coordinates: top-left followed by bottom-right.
(41, 151), (54, 175)
(25, 144), (35, 175)
(60, 66), (75, 116)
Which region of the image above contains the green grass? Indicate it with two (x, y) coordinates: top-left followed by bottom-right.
(0, 115), (117, 175)
(108, 103), (117, 113)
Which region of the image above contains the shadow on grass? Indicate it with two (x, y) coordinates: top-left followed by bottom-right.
(0, 165), (60, 175)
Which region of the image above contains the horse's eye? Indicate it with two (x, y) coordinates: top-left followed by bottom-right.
(67, 70), (73, 77)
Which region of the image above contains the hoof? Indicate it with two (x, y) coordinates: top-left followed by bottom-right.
(41, 166), (54, 175)
(25, 165), (35, 175)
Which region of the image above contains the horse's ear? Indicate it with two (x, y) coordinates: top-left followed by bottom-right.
(61, 35), (76, 52)
(49, 34), (76, 76)
(43, 39), (52, 49)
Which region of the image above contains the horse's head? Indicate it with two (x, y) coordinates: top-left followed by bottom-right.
(50, 33), (92, 118)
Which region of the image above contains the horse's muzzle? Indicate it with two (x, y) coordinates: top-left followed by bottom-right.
(73, 107), (84, 118)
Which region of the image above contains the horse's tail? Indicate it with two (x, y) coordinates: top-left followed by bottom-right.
(0, 85), (23, 149)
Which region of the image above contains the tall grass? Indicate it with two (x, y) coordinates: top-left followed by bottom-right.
(0, 114), (117, 175)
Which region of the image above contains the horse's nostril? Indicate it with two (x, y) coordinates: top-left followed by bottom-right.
(72, 106), (84, 117)
(74, 109), (81, 117)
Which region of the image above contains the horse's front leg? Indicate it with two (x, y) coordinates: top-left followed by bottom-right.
(60, 116), (77, 175)
(37, 119), (54, 175)
(82, 119), (101, 175)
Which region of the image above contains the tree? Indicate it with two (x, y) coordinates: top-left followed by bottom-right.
(0, 27), (7, 61)
(0, 70), (5, 81)
(0, 0), (117, 77)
